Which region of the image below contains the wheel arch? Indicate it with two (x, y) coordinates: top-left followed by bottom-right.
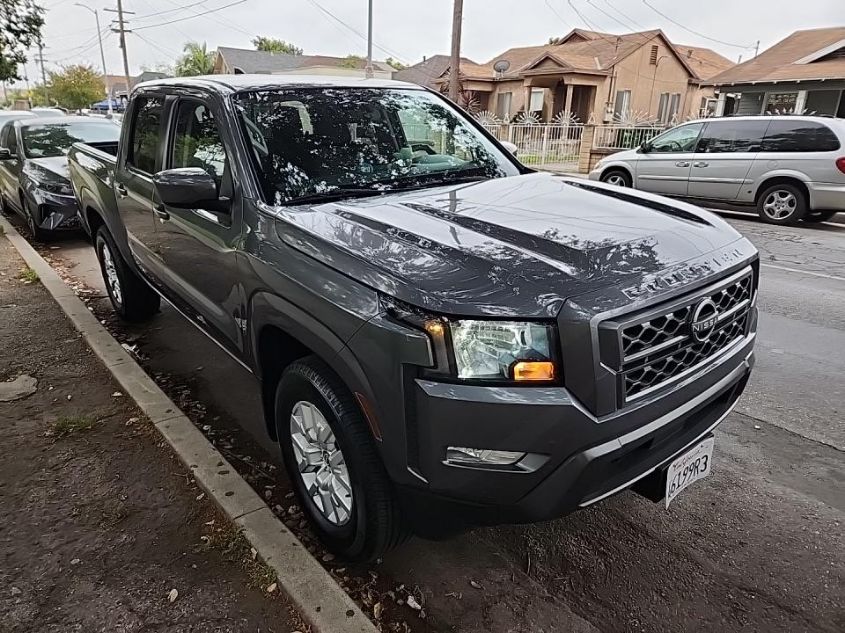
(754, 174), (810, 206)
(600, 164), (633, 184)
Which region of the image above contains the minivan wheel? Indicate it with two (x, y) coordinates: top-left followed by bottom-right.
(275, 356), (408, 561)
(757, 183), (807, 225)
(94, 226), (160, 322)
(601, 169), (631, 188)
(803, 210), (838, 223)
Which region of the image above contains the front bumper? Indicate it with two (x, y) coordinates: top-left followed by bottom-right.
(27, 188), (80, 231)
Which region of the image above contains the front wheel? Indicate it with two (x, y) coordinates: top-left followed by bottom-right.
(23, 197), (50, 241)
(757, 183), (807, 225)
(276, 357), (408, 561)
(600, 168), (632, 188)
(803, 210), (838, 223)
(94, 226), (160, 322)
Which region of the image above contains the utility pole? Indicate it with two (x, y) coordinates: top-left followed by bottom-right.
(105, 0), (134, 96)
(365, 0), (374, 78)
(75, 3), (112, 116)
(449, 0), (463, 103)
(35, 43), (49, 105)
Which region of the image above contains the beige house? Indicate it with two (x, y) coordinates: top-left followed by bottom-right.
(213, 47), (394, 79)
(426, 29), (732, 123)
(707, 27), (845, 118)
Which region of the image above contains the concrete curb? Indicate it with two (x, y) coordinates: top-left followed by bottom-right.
(0, 217), (378, 633)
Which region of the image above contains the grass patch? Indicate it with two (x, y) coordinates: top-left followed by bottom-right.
(53, 415), (97, 437)
(19, 267), (38, 284)
(208, 523), (277, 590)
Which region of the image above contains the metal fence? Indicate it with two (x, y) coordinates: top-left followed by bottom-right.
(592, 124), (668, 150)
(481, 123), (583, 171)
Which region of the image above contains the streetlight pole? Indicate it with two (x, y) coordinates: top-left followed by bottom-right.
(649, 55), (668, 121)
(75, 3), (112, 116)
(365, 0), (374, 79)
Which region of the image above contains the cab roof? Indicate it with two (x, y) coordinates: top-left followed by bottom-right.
(134, 74), (424, 94)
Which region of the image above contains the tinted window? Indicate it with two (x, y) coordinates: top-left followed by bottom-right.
(648, 123), (703, 153)
(21, 120), (120, 158)
(697, 121), (768, 153)
(762, 120), (840, 153)
(170, 101), (228, 184)
(128, 97), (164, 173)
(235, 88), (518, 205)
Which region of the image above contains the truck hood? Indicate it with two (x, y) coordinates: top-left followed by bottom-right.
(274, 173), (746, 317)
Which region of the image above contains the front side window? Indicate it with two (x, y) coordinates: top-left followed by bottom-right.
(0, 122), (17, 155)
(648, 123), (703, 153)
(234, 88), (519, 205)
(128, 96), (164, 173)
(697, 121), (768, 153)
(170, 101), (228, 184)
(762, 120), (840, 153)
(21, 120), (120, 158)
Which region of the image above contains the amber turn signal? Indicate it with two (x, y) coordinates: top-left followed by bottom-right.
(512, 361), (555, 381)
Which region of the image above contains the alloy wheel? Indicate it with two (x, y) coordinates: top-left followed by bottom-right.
(100, 241), (123, 306)
(289, 400), (353, 526)
(762, 189), (797, 220)
(605, 174), (628, 187)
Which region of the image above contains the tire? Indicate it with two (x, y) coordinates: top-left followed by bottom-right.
(757, 183), (807, 225)
(0, 194), (12, 216)
(94, 226), (160, 322)
(600, 168), (632, 188)
(275, 356), (408, 561)
(22, 196), (50, 241)
(803, 210), (838, 223)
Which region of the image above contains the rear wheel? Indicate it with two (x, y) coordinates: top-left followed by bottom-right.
(757, 183), (807, 225)
(600, 168), (631, 188)
(94, 226), (160, 322)
(275, 356), (408, 561)
(803, 210), (838, 223)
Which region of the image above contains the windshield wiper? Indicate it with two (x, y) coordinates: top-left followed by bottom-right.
(282, 187), (389, 206)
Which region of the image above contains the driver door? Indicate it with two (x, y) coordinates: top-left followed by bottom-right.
(634, 122), (703, 196)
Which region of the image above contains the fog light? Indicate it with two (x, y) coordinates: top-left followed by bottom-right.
(445, 447), (526, 466)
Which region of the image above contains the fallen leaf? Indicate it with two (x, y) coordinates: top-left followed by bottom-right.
(266, 582), (277, 593)
(445, 591), (462, 599)
(250, 547), (258, 560)
(70, 558), (81, 566)
(10, 586), (22, 596)
(196, 493), (205, 501)
(470, 580), (483, 589)
(112, 391), (123, 398)
(322, 553), (335, 562)
(168, 588), (178, 603)
(373, 602), (384, 619)
(406, 595), (422, 610)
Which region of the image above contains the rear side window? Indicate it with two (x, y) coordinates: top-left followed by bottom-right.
(127, 96), (164, 173)
(697, 121), (768, 153)
(762, 121), (840, 152)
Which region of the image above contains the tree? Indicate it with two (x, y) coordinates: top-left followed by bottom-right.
(252, 36), (302, 55)
(0, 0), (45, 82)
(384, 57), (406, 71)
(175, 41), (214, 77)
(340, 54), (364, 69)
(48, 65), (104, 110)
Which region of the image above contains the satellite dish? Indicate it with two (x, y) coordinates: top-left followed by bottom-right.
(493, 59), (511, 74)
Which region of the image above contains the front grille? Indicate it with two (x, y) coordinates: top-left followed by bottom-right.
(609, 271), (753, 402)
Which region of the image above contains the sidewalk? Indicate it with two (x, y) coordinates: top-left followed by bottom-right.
(0, 236), (305, 631)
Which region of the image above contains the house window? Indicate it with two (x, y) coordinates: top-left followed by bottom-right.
(657, 93), (669, 122)
(649, 45), (659, 65)
(765, 92), (798, 114)
(614, 89), (631, 119)
(668, 93), (681, 121)
(657, 93), (680, 123)
(529, 88), (545, 113)
(496, 92), (513, 119)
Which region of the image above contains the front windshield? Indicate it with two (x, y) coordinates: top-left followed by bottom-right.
(234, 88), (519, 204)
(22, 120), (120, 158)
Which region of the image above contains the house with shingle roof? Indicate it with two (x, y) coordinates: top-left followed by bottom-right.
(212, 47), (395, 79)
(706, 27), (845, 118)
(403, 29), (732, 123)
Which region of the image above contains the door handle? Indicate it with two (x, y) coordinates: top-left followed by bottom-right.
(675, 161), (690, 167)
(153, 203), (170, 221)
(693, 161), (709, 168)
(115, 183), (128, 198)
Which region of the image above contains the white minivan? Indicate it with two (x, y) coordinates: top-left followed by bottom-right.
(589, 116), (845, 225)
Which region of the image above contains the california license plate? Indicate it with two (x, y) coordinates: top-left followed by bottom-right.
(665, 437), (714, 508)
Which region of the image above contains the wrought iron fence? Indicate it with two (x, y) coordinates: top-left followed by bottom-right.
(592, 124), (668, 150)
(481, 123), (583, 170)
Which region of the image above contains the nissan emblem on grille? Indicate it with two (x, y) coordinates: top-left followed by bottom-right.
(690, 298), (719, 342)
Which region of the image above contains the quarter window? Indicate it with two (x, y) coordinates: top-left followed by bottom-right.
(127, 96), (164, 174)
(762, 120), (840, 152)
(170, 100), (228, 185)
(697, 121), (768, 153)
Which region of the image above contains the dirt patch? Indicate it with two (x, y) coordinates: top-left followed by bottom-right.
(0, 237), (307, 632)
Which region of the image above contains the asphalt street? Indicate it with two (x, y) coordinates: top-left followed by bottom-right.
(26, 212), (845, 633)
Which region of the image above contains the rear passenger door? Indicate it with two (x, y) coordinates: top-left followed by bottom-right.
(687, 120), (768, 201)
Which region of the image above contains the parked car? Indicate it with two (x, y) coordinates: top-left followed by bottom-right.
(0, 110), (37, 128)
(30, 107), (67, 117)
(68, 75), (758, 561)
(589, 116), (845, 225)
(0, 116), (120, 239)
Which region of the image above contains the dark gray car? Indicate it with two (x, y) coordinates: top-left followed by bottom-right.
(68, 76), (758, 561)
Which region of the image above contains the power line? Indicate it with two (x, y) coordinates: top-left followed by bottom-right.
(133, 31), (180, 58)
(586, 0), (638, 32)
(131, 0), (208, 21)
(602, 0), (649, 31)
(133, 0), (250, 31)
(304, 0), (407, 63)
(641, 0), (755, 49)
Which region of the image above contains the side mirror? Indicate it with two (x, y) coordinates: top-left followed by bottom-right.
(500, 140), (518, 157)
(153, 168), (228, 212)
(0, 148), (12, 160)
(639, 141), (651, 153)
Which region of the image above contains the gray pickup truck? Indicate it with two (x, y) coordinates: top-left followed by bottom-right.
(68, 75), (758, 561)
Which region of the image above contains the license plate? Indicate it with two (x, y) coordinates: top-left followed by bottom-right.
(665, 437), (714, 508)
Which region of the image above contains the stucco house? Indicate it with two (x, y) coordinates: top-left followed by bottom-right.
(405, 29), (732, 123)
(707, 27), (845, 118)
(212, 47), (394, 79)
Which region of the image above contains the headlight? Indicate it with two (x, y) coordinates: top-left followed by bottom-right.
(450, 320), (555, 381)
(41, 181), (73, 196)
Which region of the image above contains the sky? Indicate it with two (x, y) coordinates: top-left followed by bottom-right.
(17, 0), (845, 86)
